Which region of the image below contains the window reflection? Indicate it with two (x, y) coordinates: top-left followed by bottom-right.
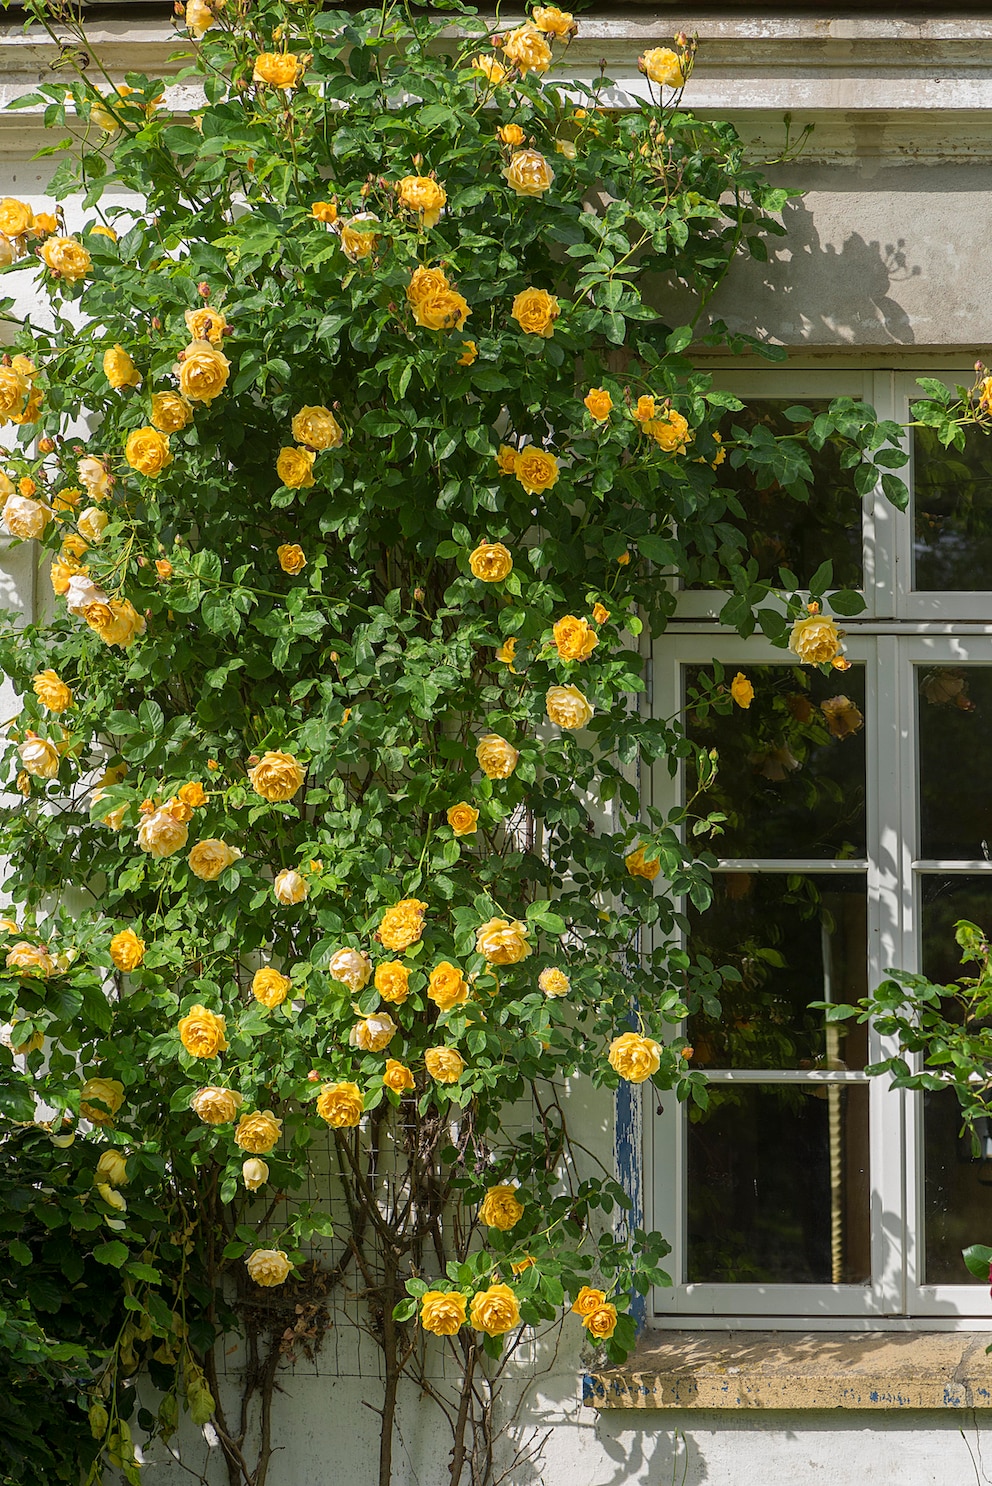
(914, 423), (992, 591)
(918, 667), (992, 860)
(685, 664), (867, 859)
(686, 1084), (870, 1284)
(687, 874), (868, 1070)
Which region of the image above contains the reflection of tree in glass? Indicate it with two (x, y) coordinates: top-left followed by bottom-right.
(914, 424), (992, 591)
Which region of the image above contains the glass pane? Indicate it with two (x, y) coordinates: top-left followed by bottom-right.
(923, 1088), (992, 1284)
(686, 1084), (871, 1284)
(913, 423), (992, 590)
(918, 667), (992, 860)
(688, 400), (862, 590)
(686, 873), (868, 1070)
(685, 663), (867, 859)
(921, 874), (992, 985)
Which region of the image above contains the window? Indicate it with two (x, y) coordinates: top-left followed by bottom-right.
(648, 368), (992, 1329)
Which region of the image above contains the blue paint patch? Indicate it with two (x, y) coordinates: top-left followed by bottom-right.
(615, 1078), (646, 1330)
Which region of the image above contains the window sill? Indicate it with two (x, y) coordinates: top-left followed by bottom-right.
(584, 1331), (992, 1411)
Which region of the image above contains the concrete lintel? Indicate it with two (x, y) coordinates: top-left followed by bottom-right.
(585, 1330), (992, 1411)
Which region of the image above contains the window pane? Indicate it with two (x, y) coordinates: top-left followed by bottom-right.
(686, 873), (868, 1070)
(688, 400), (862, 589)
(918, 667), (992, 860)
(921, 874), (992, 983)
(913, 423), (992, 590)
(686, 1084), (871, 1284)
(685, 664), (867, 859)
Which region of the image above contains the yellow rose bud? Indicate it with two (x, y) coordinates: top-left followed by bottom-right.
(125, 426), (172, 477)
(502, 149), (554, 197)
(420, 1290), (467, 1335)
(383, 1058), (415, 1095)
(109, 928), (145, 972)
(498, 123), (526, 147)
(273, 868), (308, 905)
(513, 446), (559, 495)
(310, 200), (338, 224)
(447, 802), (479, 836)
(478, 1184), (524, 1231)
(424, 1046), (466, 1084)
(249, 750), (305, 801)
(511, 287), (559, 338)
(234, 1109), (282, 1153)
(103, 345), (141, 390)
(378, 898), (428, 952)
(242, 1157), (269, 1190)
(252, 967), (292, 1009)
(639, 46), (685, 88)
(608, 1030), (662, 1083)
(328, 947), (372, 992)
(276, 446), (315, 489)
(187, 838), (241, 881)
(538, 967), (570, 997)
(191, 1086), (244, 1125)
(476, 917), (531, 966)
(178, 340), (230, 403)
(397, 175), (447, 228)
(95, 1150), (128, 1186)
(40, 236), (91, 281)
(428, 961), (470, 1012)
(584, 387), (612, 420)
(469, 541), (512, 582)
(32, 669), (73, 713)
(177, 1004), (227, 1059)
(502, 23), (552, 75)
(291, 405), (343, 451)
(80, 1076), (125, 1125)
(469, 1282), (520, 1336)
(150, 392), (193, 433)
(552, 615), (598, 662)
(252, 52), (302, 88)
(316, 1081), (364, 1127)
(476, 733), (518, 780)
(246, 1248), (293, 1286)
(730, 672), (754, 709)
(592, 602), (610, 624)
(545, 684), (594, 730)
(349, 1011), (398, 1052)
(374, 960), (410, 1003)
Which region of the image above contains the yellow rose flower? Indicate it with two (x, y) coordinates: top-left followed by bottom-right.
(252, 52), (302, 88)
(470, 1283), (520, 1336)
(178, 340), (229, 402)
(496, 444), (518, 476)
(77, 507), (108, 546)
(252, 966), (292, 1008)
(552, 615), (598, 662)
(583, 1302), (618, 1340)
(502, 149), (554, 197)
(498, 123), (526, 147)
(447, 802), (479, 836)
(496, 637), (517, 668)
(644, 409), (691, 454)
(420, 1290), (467, 1335)
(469, 541), (512, 582)
(546, 684), (594, 730)
(95, 1150), (128, 1186)
(137, 804), (189, 858)
(374, 961), (410, 1003)
(476, 917), (531, 966)
(316, 1081), (364, 1127)
(246, 1249), (293, 1286)
(511, 287), (559, 338)
(277, 543), (306, 575)
(340, 212), (379, 262)
(350, 1011), (398, 1052)
(383, 1058), (415, 1095)
(276, 446), (315, 489)
(478, 1184), (524, 1230)
(472, 54), (509, 87)
(3, 495), (51, 540)
(397, 175), (447, 228)
(502, 23), (552, 75)
(822, 694), (864, 740)
(533, 5), (577, 38)
(0, 197), (32, 237)
(789, 609), (845, 667)
(328, 947), (372, 992)
(0, 365), (27, 422)
(412, 288), (471, 331)
(625, 844), (661, 881)
(96, 1183), (127, 1212)
(584, 388), (612, 421)
(730, 672), (754, 709)
(78, 457), (111, 499)
(428, 961), (470, 1012)
(242, 1157), (268, 1190)
(425, 1046), (466, 1084)
(109, 928), (145, 972)
(234, 1109), (283, 1153)
(291, 405), (343, 450)
(608, 1030), (662, 1083)
(184, 306), (226, 344)
(88, 223), (117, 242)
(458, 340), (477, 366)
(406, 266), (450, 307)
(513, 447), (559, 495)
(633, 395), (656, 423)
(183, 0), (215, 37)
(103, 345), (141, 390)
(32, 669), (73, 713)
(190, 1086), (243, 1125)
(571, 1285), (606, 1317)
(640, 46), (685, 88)
(592, 602), (610, 624)
(40, 236), (91, 281)
(249, 750), (305, 801)
(53, 485), (81, 514)
(379, 898), (428, 952)
(149, 392), (193, 434)
(5, 941), (55, 976)
(18, 735), (60, 780)
(91, 597), (146, 649)
(274, 868), (308, 905)
(177, 780), (207, 809)
(178, 1004), (227, 1059)
(125, 426), (172, 478)
(476, 733), (519, 780)
(538, 967), (570, 997)
(80, 1077), (125, 1125)
(188, 838), (241, 881)
(310, 200), (338, 224)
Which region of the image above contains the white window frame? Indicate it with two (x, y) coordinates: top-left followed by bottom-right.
(645, 366), (992, 1331)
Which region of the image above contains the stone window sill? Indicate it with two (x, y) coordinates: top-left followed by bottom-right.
(584, 1330), (992, 1411)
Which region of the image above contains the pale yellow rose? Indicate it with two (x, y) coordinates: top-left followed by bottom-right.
(252, 967), (292, 1008)
(253, 53), (302, 88)
(19, 735), (60, 780)
(470, 1283), (520, 1335)
(78, 457), (111, 499)
(291, 405), (343, 450)
(234, 1109), (282, 1153)
(513, 446), (559, 495)
(5, 941), (55, 976)
(328, 947), (372, 992)
(340, 213), (379, 262)
(503, 149), (554, 197)
(502, 23), (552, 75)
(188, 838), (241, 881)
(469, 542), (512, 582)
(109, 928), (145, 971)
(103, 345), (141, 390)
(546, 684), (594, 729)
(316, 1081), (364, 1127)
(183, 0), (215, 37)
(137, 805), (189, 859)
(478, 1184), (524, 1230)
(397, 175), (447, 228)
(250, 751), (305, 801)
(277, 543), (306, 575)
(246, 1248), (293, 1286)
(608, 1030), (662, 1083)
(476, 917), (531, 966)
(274, 868), (308, 905)
(625, 844), (661, 881)
(407, 266), (450, 306)
(383, 1059), (415, 1094)
(32, 669), (73, 713)
(76, 508), (108, 547)
(3, 494), (51, 540)
(420, 1290), (467, 1335)
(428, 961), (469, 1012)
(276, 446), (315, 489)
(349, 1011), (398, 1052)
(425, 1046), (466, 1084)
(374, 961), (410, 1003)
(96, 1182), (127, 1211)
(150, 392), (193, 433)
(639, 46), (685, 88)
(379, 898), (428, 952)
(472, 53), (509, 87)
(511, 288), (559, 338)
(80, 1077), (125, 1124)
(0, 197), (32, 237)
(789, 610), (845, 667)
(125, 427), (172, 477)
(40, 236), (91, 281)
(178, 1004), (227, 1058)
(413, 289), (471, 332)
(552, 615), (598, 662)
(584, 388), (612, 420)
(190, 1086), (244, 1125)
(476, 733), (519, 780)
(95, 1150), (128, 1186)
(533, 6), (577, 38)
(447, 802), (479, 836)
(178, 340), (230, 402)
(539, 967), (570, 997)
(242, 1157), (269, 1190)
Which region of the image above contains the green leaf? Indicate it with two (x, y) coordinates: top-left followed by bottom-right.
(92, 1241), (129, 1268)
(962, 1244), (992, 1280)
